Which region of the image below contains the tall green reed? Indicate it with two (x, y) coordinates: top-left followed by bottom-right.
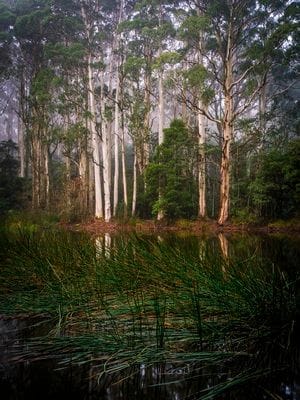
(0, 227), (299, 398)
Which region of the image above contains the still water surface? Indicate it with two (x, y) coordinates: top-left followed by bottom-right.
(1, 231), (299, 399)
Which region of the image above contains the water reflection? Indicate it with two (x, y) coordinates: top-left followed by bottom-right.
(1, 231), (300, 399)
(218, 233), (229, 261)
(95, 232), (112, 259)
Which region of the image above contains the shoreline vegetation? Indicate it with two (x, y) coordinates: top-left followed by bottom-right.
(61, 217), (300, 236)
(2, 211), (300, 236)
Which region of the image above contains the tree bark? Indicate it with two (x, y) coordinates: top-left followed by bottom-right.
(198, 104), (207, 218)
(100, 71), (112, 222)
(113, 70), (120, 217)
(132, 148), (137, 217)
(218, 22), (233, 225)
(121, 120), (128, 218)
(88, 55), (103, 218)
(157, 47), (165, 221)
(18, 114), (25, 178)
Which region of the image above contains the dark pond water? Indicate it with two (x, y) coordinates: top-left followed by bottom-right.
(1, 231), (300, 399)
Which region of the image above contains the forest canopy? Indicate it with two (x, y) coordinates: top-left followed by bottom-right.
(0, 0), (299, 223)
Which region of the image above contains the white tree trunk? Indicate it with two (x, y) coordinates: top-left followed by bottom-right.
(198, 103), (207, 218)
(196, 13), (207, 219)
(82, 5), (104, 219)
(88, 55), (103, 218)
(158, 69), (164, 146)
(113, 69), (120, 217)
(157, 67), (165, 221)
(100, 71), (112, 222)
(132, 148), (137, 217)
(121, 122), (128, 218)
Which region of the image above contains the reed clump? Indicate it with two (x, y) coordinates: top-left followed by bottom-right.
(0, 228), (299, 398)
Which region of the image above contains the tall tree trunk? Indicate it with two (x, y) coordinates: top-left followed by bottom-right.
(121, 118), (128, 218)
(259, 80), (267, 145)
(88, 54), (103, 218)
(198, 104), (207, 218)
(196, 16), (207, 219)
(44, 143), (50, 209)
(157, 68), (165, 220)
(81, 5), (104, 219)
(79, 139), (89, 215)
(158, 65), (164, 145)
(31, 131), (40, 209)
(65, 154), (71, 211)
(143, 67), (151, 174)
(218, 27), (233, 225)
(18, 71), (26, 178)
(100, 71), (112, 222)
(113, 0), (124, 217)
(132, 148), (137, 217)
(113, 67), (120, 217)
(18, 114), (25, 178)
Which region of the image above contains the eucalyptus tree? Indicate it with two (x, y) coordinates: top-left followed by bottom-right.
(121, 3), (155, 182)
(180, 0), (294, 224)
(80, 0), (123, 222)
(0, 1), (15, 77)
(12, 0), (55, 208)
(80, 0), (104, 219)
(179, 5), (211, 219)
(120, 0), (177, 217)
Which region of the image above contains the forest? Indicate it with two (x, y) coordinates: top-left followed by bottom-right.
(0, 0), (299, 225)
(1, 2), (300, 399)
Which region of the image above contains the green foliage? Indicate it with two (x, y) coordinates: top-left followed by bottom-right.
(0, 140), (27, 213)
(0, 2), (15, 29)
(184, 65), (214, 105)
(31, 67), (55, 104)
(0, 2), (16, 75)
(124, 56), (145, 78)
(179, 14), (210, 40)
(146, 119), (197, 219)
(153, 51), (181, 69)
(250, 139), (300, 218)
(45, 42), (85, 67)
(14, 7), (50, 41)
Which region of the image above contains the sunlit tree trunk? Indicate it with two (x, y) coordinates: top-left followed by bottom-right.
(218, 20), (234, 225)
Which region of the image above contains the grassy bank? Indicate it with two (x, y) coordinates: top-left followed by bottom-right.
(2, 210), (300, 236)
